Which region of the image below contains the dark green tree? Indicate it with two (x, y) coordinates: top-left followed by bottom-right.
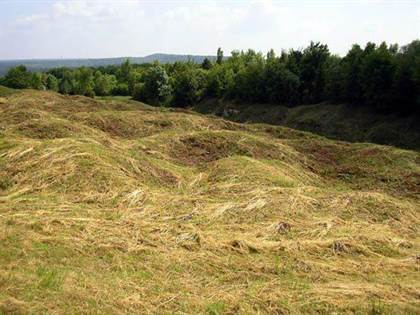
(234, 51), (266, 102)
(118, 59), (132, 82)
(30, 72), (45, 90)
(94, 71), (117, 96)
(391, 40), (420, 113)
(59, 79), (72, 95)
(216, 48), (223, 65)
(266, 49), (276, 60)
(265, 60), (300, 105)
(73, 67), (95, 96)
(112, 83), (130, 96)
(58, 70), (76, 94)
(201, 58), (212, 70)
(360, 42), (396, 110)
(341, 44), (364, 104)
(133, 64), (171, 105)
(324, 55), (345, 102)
(172, 68), (207, 107)
(3, 65), (33, 89)
(206, 65), (234, 98)
(46, 74), (59, 91)
(300, 42), (330, 103)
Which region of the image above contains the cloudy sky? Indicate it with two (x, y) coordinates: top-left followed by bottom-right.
(0, 0), (419, 60)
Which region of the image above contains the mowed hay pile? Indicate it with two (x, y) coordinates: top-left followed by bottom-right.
(0, 90), (419, 314)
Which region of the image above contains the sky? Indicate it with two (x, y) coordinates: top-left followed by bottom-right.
(0, 0), (419, 60)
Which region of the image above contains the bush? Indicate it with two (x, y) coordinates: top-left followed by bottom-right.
(172, 68), (206, 107)
(138, 65), (171, 105)
(3, 65), (33, 89)
(112, 83), (130, 96)
(132, 83), (145, 101)
(46, 74), (59, 91)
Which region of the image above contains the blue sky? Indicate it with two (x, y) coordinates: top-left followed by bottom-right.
(0, 0), (419, 59)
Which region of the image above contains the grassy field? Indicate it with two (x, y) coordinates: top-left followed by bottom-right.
(195, 99), (420, 151)
(0, 89), (419, 314)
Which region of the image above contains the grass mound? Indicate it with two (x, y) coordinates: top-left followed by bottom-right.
(171, 130), (290, 165)
(196, 99), (420, 150)
(0, 85), (17, 97)
(70, 111), (176, 139)
(14, 119), (87, 139)
(0, 90), (419, 314)
(0, 108), (43, 126)
(287, 138), (420, 197)
(206, 156), (302, 188)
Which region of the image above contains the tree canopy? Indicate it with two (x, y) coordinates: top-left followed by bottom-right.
(1, 40), (419, 115)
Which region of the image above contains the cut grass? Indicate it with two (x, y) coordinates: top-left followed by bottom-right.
(0, 85), (17, 97)
(0, 89), (419, 314)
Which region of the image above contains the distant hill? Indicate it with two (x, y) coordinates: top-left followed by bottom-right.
(0, 53), (217, 75)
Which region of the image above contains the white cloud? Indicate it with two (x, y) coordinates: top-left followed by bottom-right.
(13, 14), (48, 27)
(51, 0), (142, 20)
(0, 0), (418, 59)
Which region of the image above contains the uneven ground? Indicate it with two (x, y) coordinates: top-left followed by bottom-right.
(195, 99), (420, 150)
(0, 89), (419, 314)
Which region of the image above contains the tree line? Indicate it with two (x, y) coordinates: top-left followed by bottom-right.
(1, 40), (418, 114)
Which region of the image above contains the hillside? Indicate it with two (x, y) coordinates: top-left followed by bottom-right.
(195, 100), (420, 151)
(0, 90), (419, 314)
(0, 54), (217, 75)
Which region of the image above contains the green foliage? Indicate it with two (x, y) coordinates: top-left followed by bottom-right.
(391, 40), (420, 113)
(3, 65), (33, 89)
(172, 67), (207, 107)
(94, 71), (117, 96)
(59, 77), (73, 95)
(360, 42), (396, 110)
(73, 67), (95, 96)
(300, 42), (330, 103)
(30, 72), (45, 90)
(206, 65), (234, 98)
(216, 47), (223, 65)
(113, 82), (130, 96)
(133, 64), (171, 105)
(341, 44), (364, 103)
(324, 55), (345, 102)
(266, 60), (301, 105)
(46, 74), (59, 92)
(116, 59), (139, 94)
(117, 59), (132, 83)
(201, 57), (212, 70)
(1, 40), (418, 115)
(231, 50), (266, 102)
(132, 82), (145, 101)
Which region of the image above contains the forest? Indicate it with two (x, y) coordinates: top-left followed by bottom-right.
(1, 40), (419, 115)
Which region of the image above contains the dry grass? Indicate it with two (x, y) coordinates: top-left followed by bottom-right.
(0, 90), (419, 314)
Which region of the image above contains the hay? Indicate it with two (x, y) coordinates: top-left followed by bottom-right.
(0, 90), (419, 314)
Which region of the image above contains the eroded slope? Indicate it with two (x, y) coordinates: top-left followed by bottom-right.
(0, 90), (419, 314)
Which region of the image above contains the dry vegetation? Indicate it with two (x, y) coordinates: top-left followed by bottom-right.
(0, 89), (419, 314)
